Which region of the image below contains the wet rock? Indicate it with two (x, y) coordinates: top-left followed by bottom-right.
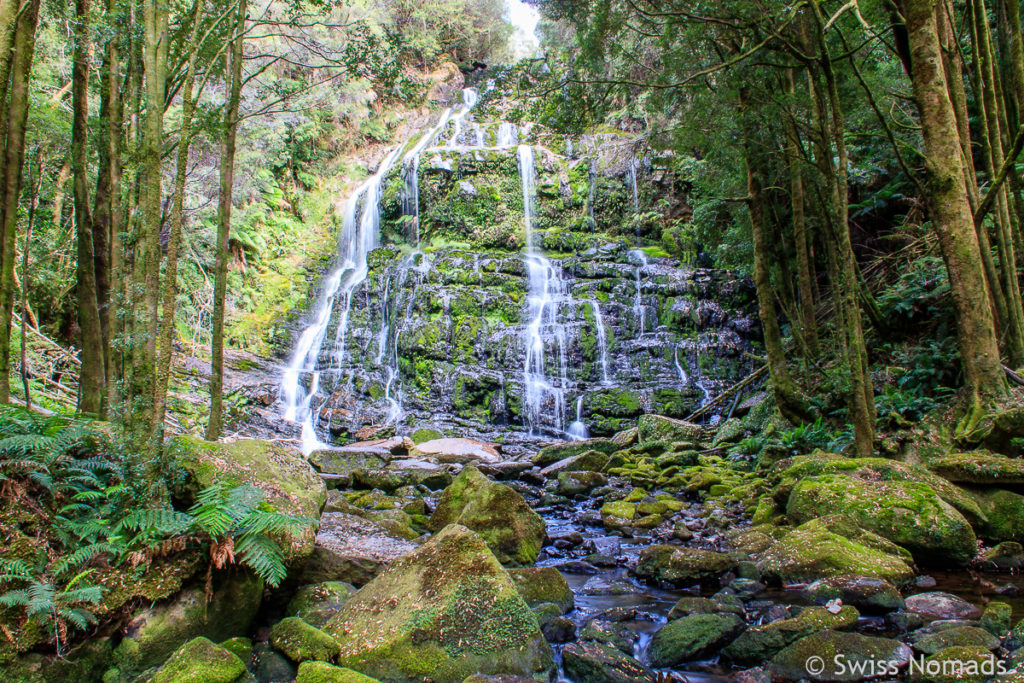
(722, 605), (860, 665)
(979, 541), (1024, 571)
(905, 592), (983, 621)
(803, 576), (905, 613)
(311, 448), (391, 478)
(916, 575), (938, 588)
(352, 460), (455, 492)
(218, 637), (252, 664)
(148, 637), (247, 683)
(301, 512), (418, 586)
(255, 642), (298, 682)
(270, 617), (341, 664)
(507, 567), (574, 613)
(553, 560), (600, 574)
(561, 641), (654, 683)
(540, 616), (575, 643)
(477, 461), (533, 480)
(910, 645), (998, 683)
(287, 581), (357, 628)
(930, 451), (1024, 485)
(668, 596), (743, 619)
(578, 575), (642, 596)
(911, 626), (1001, 655)
(540, 450), (611, 476)
(972, 489), (1024, 543)
(637, 414), (705, 445)
(649, 613), (745, 667)
(634, 544), (737, 586)
(578, 621), (637, 654)
(296, 661), (380, 682)
(979, 601), (1012, 636)
(409, 437), (501, 464)
(428, 466), (546, 567)
(323, 525), (553, 682)
(756, 516), (916, 583)
(769, 631), (912, 682)
(786, 473), (977, 566)
(557, 470), (607, 497)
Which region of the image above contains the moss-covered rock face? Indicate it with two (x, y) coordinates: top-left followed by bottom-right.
(301, 512), (418, 586)
(769, 631), (913, 682)
(171, 436), (325, 563)
(802, 576), (905, 613)
(296, 661), (382, 682)
(561, 640), (654, 683)
(910, 626), (1001, 655)
(287, 582), (358, 628)
(636, 414), (705, 445)
(427, 467), (546, 567)
(633, 545), (737, 586)
(971, 488), (1024, 542)
(722, 605), (860, 665)
(786, 473), (977, 566)
(270, 617), (341, 664)
(149, 637), (247, 683)
(531, 438), (619, 466)
(113, 571), (263, 676)
(930, 451), (1024, 485)
(756, 516), (916, 584)
(323, 524), (553, 682)
(506, 567), (574, 613)
(910, 646), (999, 683)
(648, 613), (744, 667)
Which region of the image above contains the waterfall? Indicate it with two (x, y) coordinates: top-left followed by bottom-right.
(628, 157), (639, 213)
(591, 300), (611, 385)
(519, 145), (570, 435)
(497, 122), (518, 147)
(566, 396), (588, 440)
(587, 159), (596, 226)
(674, 345), (689, 383)
(446, 88), (479, 148)
(631, 249), (648, 335)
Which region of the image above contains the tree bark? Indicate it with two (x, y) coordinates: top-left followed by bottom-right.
(786, 69), (819, 359)
(901, 0), (1007, 411)
(206, 0), (247, 441)
(0, 0), (41, 403)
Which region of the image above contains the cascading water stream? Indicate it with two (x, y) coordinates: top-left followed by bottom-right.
(591, 300), (611, 385)
(566, 396), (588, 440)
(631, 249), (648, 336)
(674, 345), (689, 383)
(497, 122), (518, 147)
(628, 157), (640, 213)
(519, 145), (571, 436)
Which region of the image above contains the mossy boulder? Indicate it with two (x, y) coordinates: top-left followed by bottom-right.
(649, 613), (744, 667)
(930, 452), (1024, 485)
(218, 637), (252, 663)
(287, 582), (358, 628)
(560, 641), (654, 683)
(756, 517), (916, 583)
(296, 661), (381, 682)
(722, 605), (859, 665)
(3, 639), (112, 683)
(113, 571), (263, 675)
(980, 601), (1013, 635)
(507, 567), (574, 613)
(531, 438), (619, 467)
(410, 428), (444, 444)
(633, 545), (737, 586)
(971, 489), (1024, 542)
(637, 414), (704, 445)
(904, 592), (983, 621)
(911, 626), (1001, 655)
(427, 467), (546, 567)
(557, 470), (608, 496)
(270, 617), (341, 664)
(909, 645), (997, 683)
(786, 474), (977, 566)
(301, 512), (418, 586)
(310, 449), (390, 479)
(171, 436), (325, 563)
(803, 576), (905, 613)
(322, 525), (553, 682)
(150, 637), (247, 683)
(770, 630), (912, 681)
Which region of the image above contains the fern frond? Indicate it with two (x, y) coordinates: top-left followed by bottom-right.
(234, 533), (287, 587)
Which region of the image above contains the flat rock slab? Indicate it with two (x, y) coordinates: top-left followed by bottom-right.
(409, 437), (502, 464)
(301, 512), (417, 586)
(905, 591), (983, 621)
(930, 452), (1024, 485)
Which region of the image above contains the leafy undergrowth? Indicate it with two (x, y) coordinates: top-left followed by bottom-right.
(0, 407), (313, 659)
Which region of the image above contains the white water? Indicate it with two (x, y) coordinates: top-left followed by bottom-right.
(674, 345), (689, 383)
(628, 158), (640, 213)
(591, 300), (611, 385)
(631, 249), (648, 336)
(519, 145), (570, 435)
(566, 396), (588, 440)
(497, 122), (518, 147)
(506, 0), (540, 61)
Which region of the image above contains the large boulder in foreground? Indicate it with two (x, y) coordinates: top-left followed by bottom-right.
(770, 630), (912, 681)
(323, 525), (553, 682)
(301, 512), (418, 586)
(637, 415), (705, 445)
(172, 436), (325, 562)
(786, 474), (977, 566)
(757, 516), (916, 583)
(150, 637), (246, 683)
(428, 467), (546, 567)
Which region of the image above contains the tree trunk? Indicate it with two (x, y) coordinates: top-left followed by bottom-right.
(73, 0), (106, 415)
(0, 0), (41, 403)
(206, 0), (247, 441)
(786, 69), (819, 359)
(901, 0), (1007, 413)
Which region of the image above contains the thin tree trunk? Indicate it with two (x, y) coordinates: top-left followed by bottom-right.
(20, 147), (41, 408)
(206, 0), (247, 440)
(0, 0), (41, 403)
(73, 0), (106, 414)
(154, 1), (202, 434)
(105, 10), (127, 414)
(786, 69), (819, 359)
(902, 0), (1007, 419)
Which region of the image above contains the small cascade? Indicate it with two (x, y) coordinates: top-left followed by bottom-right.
(628, 157), (640, 213)
(519, 145), (570, 435)
(446, 88), (479, 147)
(566, 396), (588, 440)
(497, 122), (518, 147)
(591, 300), (611, 385)
(586, 159), (596, 226)
(631, 249), (648, 335)
(373, 253), (422, 425)
(673, 345), (689, 383)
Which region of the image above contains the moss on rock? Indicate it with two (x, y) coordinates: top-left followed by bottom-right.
(722, 605), (859, 665)
(270, 617), (341, 664)
(506, 567), (574, 614)
(649, 613), (744, 667)
(633, 545), (737, 586)
(150, 637), (246, 683)
(287, 582), (357, 628)
(770, 630), (912, 682)
(296, 661), (381, 682)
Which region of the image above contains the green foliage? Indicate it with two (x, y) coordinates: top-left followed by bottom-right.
(772, 418), (854, 456)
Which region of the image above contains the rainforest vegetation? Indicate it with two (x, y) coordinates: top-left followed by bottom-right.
(2, 0), (1024, 681)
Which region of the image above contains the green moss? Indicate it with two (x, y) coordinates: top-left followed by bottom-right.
(649, 614), (744, 667)
(150, 637), (246, 683)
(722, 606), (860, 664)
(270, 617), (340, 664)
(507, 567), (574, 613)
(411, 428), (443, 444)
(296, 662), (381, 682)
